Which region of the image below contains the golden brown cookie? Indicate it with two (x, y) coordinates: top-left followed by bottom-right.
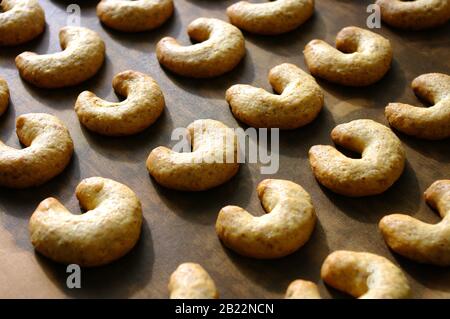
(309, 119), (405, 197)
(169, 263), (219, 299)
(156, 17), (246, 78)
(15, 26), (105, 88)
(29, 177), (143, 267)
(385, 73), (450, 140)
(285, 280), (321, 299)
(75, 70), (165, 136)
(303, 26), (393, 86)
(97, 0), (174, 32)
(0, 77), (9, 116)
(0, 113), (74, 188)
(321, 250), (410, 299)
(227, 0), (314, 35)
(147, 119), (239, 191)
(216, 179), (316, 259)
(380, 180), (450, 266)
(0, 0), (45, 46)
(376, 0), (450, 30)
(226, 63), (323, 129)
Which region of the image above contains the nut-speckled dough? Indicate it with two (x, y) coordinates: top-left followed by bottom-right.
(75, 70), (165, 136)
(0, 0), (45, 46)
(147, 119), (239, 191)
(216, 179), (316, 259)
(376, 0), (450, 30)
(304, 26), (393, 86)
(321, 251), (410, 299)
(169, 263), (219, 299)
(0, 113), (74, 188)
(380, 180), (450, 266)
(227, 0), (314, 35)
(385, 73), (450, 140)
(285, 280), (321, 299)
(156, 17), (246, 78)
(29, 177), (143, 267)
(309, 119), (405, 197)
(15, 26), (105, 88)
(0, 77), (9, 116)
(97, 0), (174, 32)
(226, 63), (324, 129)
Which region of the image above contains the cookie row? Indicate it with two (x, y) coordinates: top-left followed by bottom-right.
(1, 70), (448, 190)
(169, 250), (412, 299)
(2, 0), (449, 47)
(25, 174), (450, 297)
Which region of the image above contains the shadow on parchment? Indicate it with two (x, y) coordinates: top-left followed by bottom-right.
(242, 10), (327, 58)
(316, 59), (408, 110)
(35, 220), (154, 298)
(101, 7), (182, 52)
(0, 100), (17, 142)
(81, 107), (173, 165)
(396, 132), (450, 164)
(318, 160), (422, 224)
(159, 48), (256, 100)
(391, 252), (450, 295)
(20, 56), (113, 109)
(0, 24), (49, 65)
(222, 221), (338, 297)
(151, 164), (255, 226)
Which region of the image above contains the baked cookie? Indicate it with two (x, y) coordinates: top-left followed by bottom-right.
(0, 0), (45, 46)
(156, 18), (246, 78)
(0, 77), (9, 116)
(0, 113), (74, 188)
(15, 26), (105, 88)
(226, 63), (324, 129)
(376, 0), (450, 30)
(147, 119), (239, 191)
(285, 280), (321, 299)
(321, 250), (410, 299)
(227, 0), (314, 35)
(304, 26), (393, 86)
(169, 263), (219, 299)
(380, 180), (450, 266)
(97, 0), (174, 32)
(29, 177), (143, 267)
(309, 119), (406, 197)
(216, 179), (316, 259)
(75, 70), (165, 136)
(385, 73), (450, 140)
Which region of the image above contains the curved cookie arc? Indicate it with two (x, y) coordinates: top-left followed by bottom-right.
(385, 73), (450, 140)
(380, 180), (450, 266)
(308, 119), (406, 197)
(29, 177), (143, 267)
(15, 26), (105, 88)
(304, 26), (393, 86)
(0, 113), (74, 188)
(216, 179), (316, 259)
(146, 119), (239, 191)
(321, 250), (410, 299)
(169, 263), (219, 299)
(75, 70), (165, 136)
(97, 0), (174, 32)
(376, 0), (450, 30)
(227, 0), (314, 35)
(0, 0), (45, 46)
(226, 63), (323, 129)
(156, 17), (246, 78)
